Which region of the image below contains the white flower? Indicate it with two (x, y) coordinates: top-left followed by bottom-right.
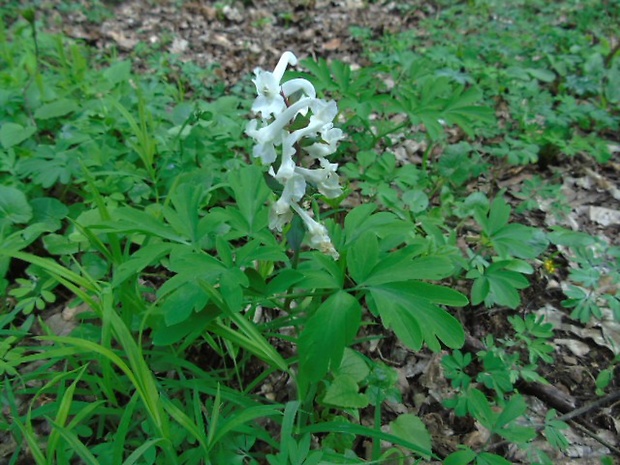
(272, 51), (297, 82)
(245, 98), (313, 165)
(247, 51), (345, 259)
(252, 70), (286, 118)
(309, 99), (339, 127)
(251, 52), (316, 119)
(269, 173), (306, 231)
(282, 78), (316, 103)
(294, 162), (342, 198)
(304, 128), (344, 159)
(290, 203), (339, 260)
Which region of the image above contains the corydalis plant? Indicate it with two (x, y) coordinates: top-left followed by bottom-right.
(246, 51), (344, 259)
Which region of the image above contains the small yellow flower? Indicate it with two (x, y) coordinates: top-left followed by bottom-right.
(543, 258), (556, 274)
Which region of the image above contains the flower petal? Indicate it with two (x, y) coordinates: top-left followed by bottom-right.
(272, 51), (298, 82)
(290, 203), (339, 260)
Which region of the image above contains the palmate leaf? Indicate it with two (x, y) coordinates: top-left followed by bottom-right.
(468, 261), (530, 309)
(442, 86), (495, 137)
(347, 231), (379, 284)
(100, 207), (188, 243)
(476, 196), (548, 259)
(228, 165), (271, 234)
(17, 146), (83, 188)
(343, 204), (411, 246)
(161, 281), (209, 326)
(368, 281), (466, 351)
(163, 182), (206, 244)
(298, 291), (361, 396)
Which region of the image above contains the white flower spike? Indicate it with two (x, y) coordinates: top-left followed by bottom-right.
(247, 51), (344, 259)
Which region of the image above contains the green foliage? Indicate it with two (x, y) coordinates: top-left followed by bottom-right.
(2, 1), (618, 463)
(550, 228), (620, 323)
(443, 314), (564, 462)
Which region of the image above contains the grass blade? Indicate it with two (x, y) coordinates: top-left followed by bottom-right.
(112, 392), (139, 463)
(48, 420), (99, 465)
(46, 365), (87, 461)
(121, 438), (166, 465)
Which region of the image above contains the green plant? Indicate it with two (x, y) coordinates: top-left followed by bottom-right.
(549, 228), (620, 323)
(442, 315), (565, 464)
(2, 3), (619, 463)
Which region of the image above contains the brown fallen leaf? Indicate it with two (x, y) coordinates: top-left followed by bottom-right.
(323, 38), (342, 51)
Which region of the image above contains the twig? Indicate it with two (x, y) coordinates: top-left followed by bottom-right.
(568, 419), (620, 457)
(555, 390), (620, 423)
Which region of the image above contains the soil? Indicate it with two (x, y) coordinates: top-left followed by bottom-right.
(7, 0), (620, 462)
(50, 0), (423, 81)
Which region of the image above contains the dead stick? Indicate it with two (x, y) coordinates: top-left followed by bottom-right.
(556, 390), (620, 423)
(568, 420), (620, 457)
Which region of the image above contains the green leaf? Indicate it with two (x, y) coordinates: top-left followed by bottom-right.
(323, 374), (369, 408)
(491, 224), (547, 259)
(34, 99), (79, 119)
(220, 268), (248, 312)
(402, 189), (429, 213)
(369, 282), (465, 351)
(469, 261), (530, 308)
(207, 404), (282, 450)
(370, 286), (422, 350)
(547, 227), (596, 247)
(389, 414), (431, 456)
(229, 165), (271, 233)
(467, 388), (495, 429)
(525, 68), (556, 82)
(81, 252), (109, 279)
(164, 182), (205, 243)
(151, 309), (213, 346)
(470, 274), (490, 306)
(298, 291), (361, 392)
(0, 122), (36, 148)
(48, 421), (99, 465)
(477, 197), (547, 259)
(444, 448), (476, 465)
(361, 248), (454, 286)
(30, 197), (68, 230)
(347, 231), (379, 284)
(157, 250), (225, 298)
(0, 185), (32, 224)
(605, 66), (620, 103)
(161, 281), (209, 326)
(496, 395), (527, 427)
(301, 421), (431, 458)
(112, 243), (173, 286)
(335, 348), (370, 383)
(17, 146), (81, 187)
(543, 410), (569, 451)
(107, 207), (188, 243)
(406, 282), (469, 306)
(498, 424), (536, 443)
(344, 206), (405, 245)
(266, 269), (305, 295)
(478, 352), (514, 394)
(297, 253), (344, 290)
(486, 196), (511, 236)
(103, 60), (132, 85)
